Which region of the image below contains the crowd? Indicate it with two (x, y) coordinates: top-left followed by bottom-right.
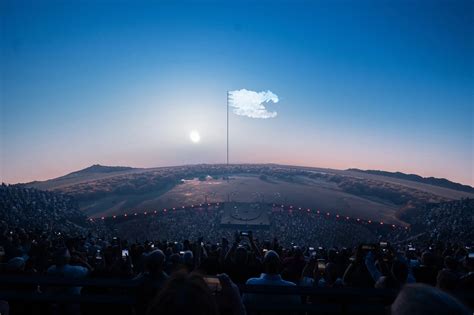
(0, 184), (473, 314)
(0, 184), (87, 234)
(113, 206), (381, 248)
(1, 221), (473, 314)
(399, 199), (474, 243)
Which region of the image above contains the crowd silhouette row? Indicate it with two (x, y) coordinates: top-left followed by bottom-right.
(0, 184), (473, 315)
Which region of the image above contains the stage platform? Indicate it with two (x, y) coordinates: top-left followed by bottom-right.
(220, 202), (270, 230)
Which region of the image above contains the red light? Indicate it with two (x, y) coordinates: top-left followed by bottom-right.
(134, 213), (137, 216)
(298, 207), (302, 210)
(144, 212), (147, 215)
(326, 212), (330, 216)
(357, 218), (360, 222)
(307, 209), (310, 212)
(172, 207), (176, 210)
(346, 216), (350, 220)
(101, 216), (105, 220)
(392, 224), (396, 228)
(281, 205), (284, 208)
(124, 214), (128, 217)
(380, 222), (384, 225)
(182, 206), (185, 208)
(336, 214), (340, 218)
(368, 220), (372, 223)
(113, 215), (116, 219)
(89, 218), (93, 221)
(163, 209), (167, 212)
(317, 210), (320, 214)
(154, 210), (157, 213)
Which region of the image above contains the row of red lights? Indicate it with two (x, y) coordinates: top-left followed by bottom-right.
(276, 204), (406, 229)
(88, 202), (408, 230)
(90, 203), (220, 222)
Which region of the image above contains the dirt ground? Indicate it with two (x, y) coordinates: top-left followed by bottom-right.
(86, 175), (406, 225)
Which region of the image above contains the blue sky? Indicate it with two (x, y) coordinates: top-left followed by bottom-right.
(1, 0), (473, 185)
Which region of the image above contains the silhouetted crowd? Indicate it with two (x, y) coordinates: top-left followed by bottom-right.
(0, 184), (473, 314)
(1, 222), (473, 315)
(115, 206), (381, 248)
(400, 199), (474, 243)
(0, 184), (87, 234)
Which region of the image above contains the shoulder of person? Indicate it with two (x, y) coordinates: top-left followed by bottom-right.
(300, 276), (314, 286)
(281, 280), (297, 286)
(70, 264), (88, 275)
(245, 277), (260, 285)
(46, 265), (57, 273)
(375, 276), (388, 289)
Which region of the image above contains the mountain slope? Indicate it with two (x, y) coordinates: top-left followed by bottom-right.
(348, 169), (474, 193)
(26, 164), (138, 190)
(63, 164), (134, 178)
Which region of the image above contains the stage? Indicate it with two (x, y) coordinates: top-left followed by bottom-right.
(220, 202), (270, 230)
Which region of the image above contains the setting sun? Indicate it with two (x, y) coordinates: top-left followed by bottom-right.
(189, 130), (200, 143)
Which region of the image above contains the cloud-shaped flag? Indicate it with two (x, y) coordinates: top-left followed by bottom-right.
(228, 89), (279, 119)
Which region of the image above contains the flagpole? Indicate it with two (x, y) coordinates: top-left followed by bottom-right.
(227, 91), (229, 166)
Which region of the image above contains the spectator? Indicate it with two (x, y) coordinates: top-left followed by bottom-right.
(413, 251), (438, 286)
(224, 233), (262, 285)
(281, 246), (306, 284)
(374, 260), (409, 290)
(47, 248), (89, 294)
(343, 246), (375, 288)
(147, 272), (219, 315)
(458, 254), (474, 290)
(391, 283), (470, 315)
(135, 250), (169, 315)
(437, 256), (461, 292)
(243, 250), (299, 306)
(146, 272), (245, 315)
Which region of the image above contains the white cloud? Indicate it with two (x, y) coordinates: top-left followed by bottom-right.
(228, 89), (279, 119)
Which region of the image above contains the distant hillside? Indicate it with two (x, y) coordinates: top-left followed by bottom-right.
(25, 164), (137, 190)
(64, 164), (134, 177)
(348, 169), (474, 193)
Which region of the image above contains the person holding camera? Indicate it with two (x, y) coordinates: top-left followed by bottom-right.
(223, 231), (262, 285)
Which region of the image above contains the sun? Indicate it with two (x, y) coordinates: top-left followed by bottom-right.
(189, 130), (201, 143)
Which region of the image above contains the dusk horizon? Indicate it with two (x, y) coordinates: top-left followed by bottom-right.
(4, 161), (474, 189)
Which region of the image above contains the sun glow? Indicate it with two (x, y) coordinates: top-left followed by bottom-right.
(189, 130), (200, 143)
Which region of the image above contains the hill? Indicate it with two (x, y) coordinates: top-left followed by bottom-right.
(24, 164), (474, 223)
(348, 169), (474, 193)
(64, 164), (135, 176)
(26, 164), (138, 191)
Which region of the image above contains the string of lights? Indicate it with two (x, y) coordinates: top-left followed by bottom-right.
(88, 202), (409, 231)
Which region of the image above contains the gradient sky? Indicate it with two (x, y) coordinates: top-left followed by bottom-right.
(1, 0), (473, 186)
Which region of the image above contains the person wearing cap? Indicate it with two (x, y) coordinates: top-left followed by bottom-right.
(242, 250), (300, 306)
(134, 249), (169, 315)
